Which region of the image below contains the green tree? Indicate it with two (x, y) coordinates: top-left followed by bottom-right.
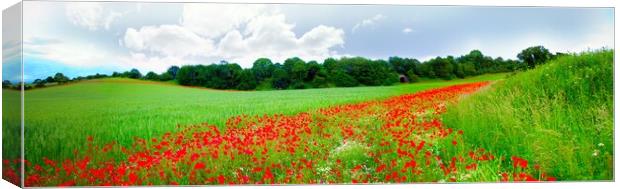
(323, 57), (339, 74)
(428, 57), (454, 80)
(271, 66), (290, 89)
(45, 76), (55, 83)
(305, 60), (321, 82)
(283, 57), (308, 84)
(236, 69), (258, 90)
(251, 58), (274, 81)
(2, 80), (12, 88)
(517, 46), (553, 69)
(454, 63), (466, 78)
(126, 69), (142, 79)
(177, 65), (198, 86)
(159, 72), (174, 81)
(143, 72), (160, 81)
(406, 70), (420, 82)
(33, 79), (46, 87)
(462, 62), (477, 76)
(53, 73), (69, 84)
(331, 71), (358, 87)
(167, 66), (180, 79)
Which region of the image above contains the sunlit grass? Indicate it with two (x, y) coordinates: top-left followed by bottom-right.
(442, 50), (613, 180)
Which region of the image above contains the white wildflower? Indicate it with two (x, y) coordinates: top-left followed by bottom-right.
(593, 149), (600, 157)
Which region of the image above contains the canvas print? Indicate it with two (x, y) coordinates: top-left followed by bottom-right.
(1, 1), (614, 187)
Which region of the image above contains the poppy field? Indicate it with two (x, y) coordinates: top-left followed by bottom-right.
(3, 80), (559, 186)
(1, 51), (614, 186)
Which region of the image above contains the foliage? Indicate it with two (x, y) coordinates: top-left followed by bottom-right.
(517, 45), (553, 68)
(24, 47), (545, 91)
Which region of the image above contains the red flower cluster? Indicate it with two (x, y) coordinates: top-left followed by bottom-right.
(3, 82), (556, 186)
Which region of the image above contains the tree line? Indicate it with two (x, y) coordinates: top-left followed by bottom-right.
(3, 46), (557, 90)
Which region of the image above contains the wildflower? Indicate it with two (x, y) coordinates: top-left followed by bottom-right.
(592, 149), (600, 157)
(263, 168), (274, 181)
(376, 164), (387, 172)
(194, 162), (206, 170)
(217, 175), (225, 184)
(511, 156), (528, 169)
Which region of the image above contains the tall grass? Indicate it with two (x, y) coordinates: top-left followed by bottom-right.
(442, 50), (613, 180)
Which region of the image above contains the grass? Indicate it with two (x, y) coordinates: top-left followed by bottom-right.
(442, 50), (613, 180)
(1, 73), (506, 166)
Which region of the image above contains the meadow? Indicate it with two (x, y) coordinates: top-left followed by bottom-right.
(442, 50), (614, 180)
(3, 74), (506, 166)
(1, 50), (613, 186)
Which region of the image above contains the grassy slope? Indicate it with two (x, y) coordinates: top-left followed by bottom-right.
(442, 50), (613, 180)
(4, 73), (506, 165)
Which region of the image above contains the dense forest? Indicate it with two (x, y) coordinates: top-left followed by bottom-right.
(4, 46), (557, 90)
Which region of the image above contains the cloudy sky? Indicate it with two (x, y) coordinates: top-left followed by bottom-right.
(4, 1), (615, 82)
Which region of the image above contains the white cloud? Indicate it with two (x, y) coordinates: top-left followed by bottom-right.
(120, 53), (186, 73)
(121, 6), (346, 69)
(402, 28), (413, 34)
(181, 4), (268, 38)
(299, 25), (345, 55)
(65, 3), (123, 30)
(242, 14), (298, 53)
(352, 14), (386, 33)
(123, 25), (215, 57)
(211, 14), (345, 67)
(216, 30), (249, 59)
(23, 36), (111, 67)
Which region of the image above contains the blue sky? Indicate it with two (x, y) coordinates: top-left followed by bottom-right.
(3, 1), (614, 82)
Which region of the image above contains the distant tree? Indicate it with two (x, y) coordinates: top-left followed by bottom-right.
(53, 73), (69, 84)
(81, 48), (520, 91)
(305, 60), (321, 82)
(177, 65), (199, 86)
(454, 64), (466, 79)
(283, 57), (308, 84)
(406, 70), (420, 82)
(159, 72), (174, 81)
(2, 80), (12, 88)
(323, 57), (339, 73)
(167, 66), (180, 79)
(517, 46), (553, 69)
(220, 64), (243, 89)
(45, 76), (55, 83)
(33, 79), (46, 87)
(271, 66), (290, 89)
(461, 62), (477, 76)
(127, 68), (142, 79)
(19, 82), (32, 90)
(236, 69), (258, 90)
(251, 58), (274, 81)
(143, 72), (160, 81)
(389, 56), (418, 75)
(463, 50), (485, 71)
(427, 57), (454, 80)
(331, 71), (358, 87)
